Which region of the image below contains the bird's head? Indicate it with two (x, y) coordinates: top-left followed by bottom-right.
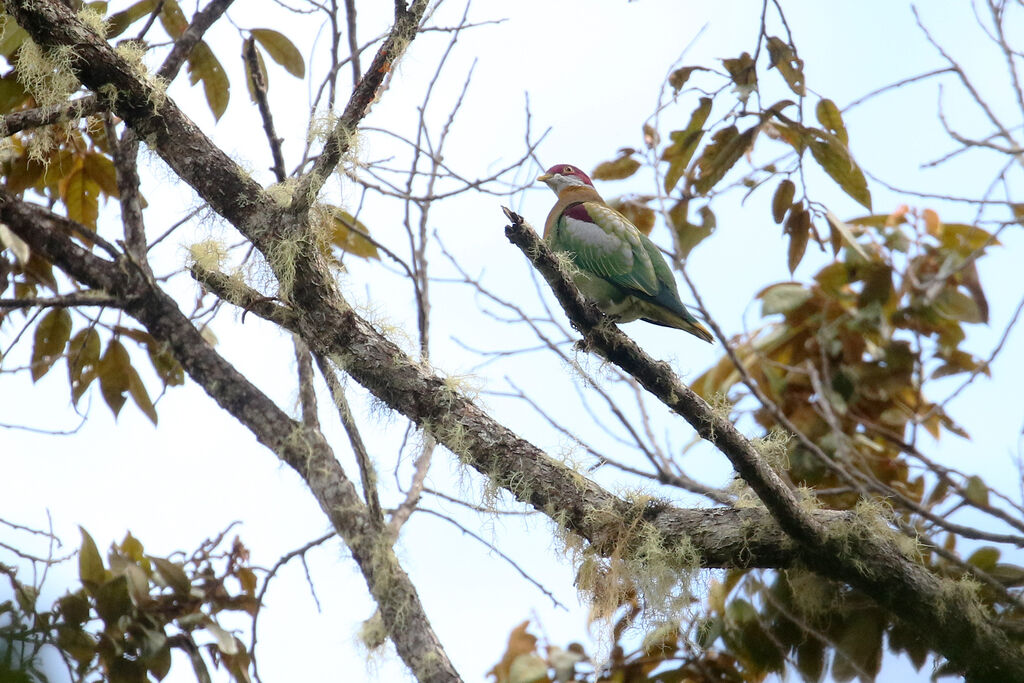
(537, 164), (594, 194)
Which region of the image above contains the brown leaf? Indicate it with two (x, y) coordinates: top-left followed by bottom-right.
(766, 37), (805, 95)
(786, 207), (810, 274)
(642, 123), (660, 149)
(694, 125), (757, 195)
(607, 196), (655, 236)
(98, 339), (132, 417)
(592, 156), (641, 181)
(488, 621), (539, 682)
(771, 179), (795, 224)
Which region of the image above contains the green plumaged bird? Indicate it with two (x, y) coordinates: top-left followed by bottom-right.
(537, 163), (713, 343)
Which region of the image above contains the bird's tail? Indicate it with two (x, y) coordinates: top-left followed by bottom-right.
(641, 310), (715, 343)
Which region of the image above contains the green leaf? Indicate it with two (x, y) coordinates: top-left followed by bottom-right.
(0, 74), (28, 112)
(759, 283), (812, 315)
(771, 178), (795, 224)
(0, 22), (27, 57)
(31, 308), (72, 382)
(56, 625), (96, 666)
(251, 28), (306, 78)
(830, 611), (883, 682)
(592, 155), (641, 181)
(326, 206), (379, 259)
(94, 575), (132, 626)
(58, 590), (91, 627)
(964, 475), (989, 507)
(825, 210), (869, 260)
(815, 98), (848, 145)
(808, 134), (872, 209)
(671, 205), (715, 258)
(78, 527), (108, 586)
(150, 556), (191, 594)
(967, 546), (1000, 571)
(68, 327), (102, 404)
(98, 339), (132, 417)
(158, 0), (188, 38)
(987, 564), (1024, 587)
(694, 125), (757, 194)
(766, 37), (805, 95)
(933, 287), (984, 324)
(107, 0), (159, 38)
(188, 41), (230, 121)
(662, 97), (712, 193)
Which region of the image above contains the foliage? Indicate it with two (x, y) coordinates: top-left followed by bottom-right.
(1, 526), (258, 683)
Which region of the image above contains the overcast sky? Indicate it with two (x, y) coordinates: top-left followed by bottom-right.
(3, 1), (1022, 682)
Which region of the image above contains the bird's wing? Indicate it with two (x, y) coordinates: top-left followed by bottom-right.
(555, 202), (660, 296)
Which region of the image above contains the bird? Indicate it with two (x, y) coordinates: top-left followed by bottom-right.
(537, 163), (713, 343)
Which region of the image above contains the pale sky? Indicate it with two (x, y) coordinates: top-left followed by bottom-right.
(3, 1), (1022, 682)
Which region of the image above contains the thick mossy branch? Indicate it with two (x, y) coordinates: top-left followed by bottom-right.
(501, 208), (823, 547)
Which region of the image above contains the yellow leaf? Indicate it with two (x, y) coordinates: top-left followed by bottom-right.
(809, 134), (871, 210)
(327, 206), (379, 259)
(83, 153), (119, 198)
(606, 196), (655, 235)
(815, 98), (847, 145)
(63, 168), (100, 229)
(68, 327), (101, 404)
(251, 28), (306, 78)
(98, 339), (131, 417)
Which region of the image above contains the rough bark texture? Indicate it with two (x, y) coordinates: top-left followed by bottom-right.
(3, 1), (1023, 681)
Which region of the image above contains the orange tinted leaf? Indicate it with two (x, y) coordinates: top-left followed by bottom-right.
(592, 156), (641, 181)
(607, 197), (655, 236)
(488, 621), (538, 682)
(809, 134), (871, 209)
(31, 308), (72, 382)
(771, 179), (795, 224)
(251, 28), (306, 78)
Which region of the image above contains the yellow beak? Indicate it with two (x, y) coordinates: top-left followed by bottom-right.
(536, 173), (553, 183)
